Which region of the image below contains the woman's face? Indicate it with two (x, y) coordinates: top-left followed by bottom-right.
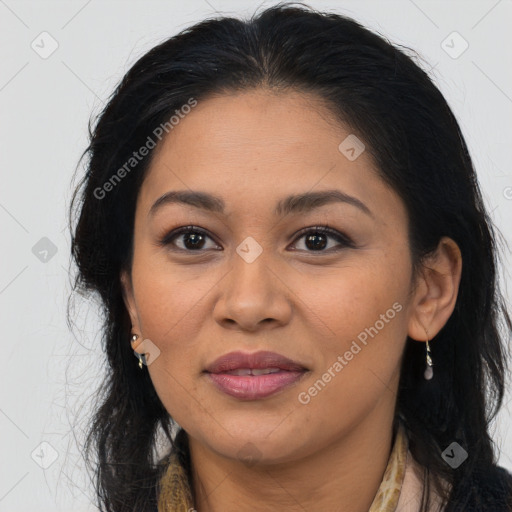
(122, 88), (419, 464)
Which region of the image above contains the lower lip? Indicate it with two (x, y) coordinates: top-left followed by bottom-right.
(206, 370), (306, 400)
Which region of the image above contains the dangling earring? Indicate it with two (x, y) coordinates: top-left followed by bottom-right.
(423, 328), (433, 380)
(131, 333), (143, 369)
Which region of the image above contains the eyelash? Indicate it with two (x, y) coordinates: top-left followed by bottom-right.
(157, 224), (355, 253)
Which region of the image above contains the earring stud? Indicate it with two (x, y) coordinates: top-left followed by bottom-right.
(130, 333), (144, 369)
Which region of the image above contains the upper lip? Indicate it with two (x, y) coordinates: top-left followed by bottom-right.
(204, 350), (307, 374)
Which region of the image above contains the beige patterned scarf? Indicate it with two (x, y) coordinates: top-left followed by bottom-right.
(157, 421), (411, 512)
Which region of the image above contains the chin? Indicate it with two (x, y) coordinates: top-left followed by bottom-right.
(200, 422), (312, 466)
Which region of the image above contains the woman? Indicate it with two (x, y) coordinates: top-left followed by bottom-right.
(69, 3), (512, 511)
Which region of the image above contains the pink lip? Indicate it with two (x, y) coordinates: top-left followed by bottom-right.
(204, 350), (308, 400)
(205, 350), (307, 373)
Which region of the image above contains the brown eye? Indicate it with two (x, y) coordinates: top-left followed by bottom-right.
(291, 226), (355, 252)
(159, 226), (220, 252)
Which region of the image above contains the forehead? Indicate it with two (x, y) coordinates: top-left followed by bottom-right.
(137, 88), (401, 223)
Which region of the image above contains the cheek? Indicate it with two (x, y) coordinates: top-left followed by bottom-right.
(131, 251), (214, 344)
(293, 294), (407, 440)
(131, 266), (208, 423)
(293, 258), (409, 404)
(299, 256), (409, 347)
(129, 259), (215, 413)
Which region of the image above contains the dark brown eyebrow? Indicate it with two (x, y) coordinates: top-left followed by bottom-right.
(149, 189), (373, 218)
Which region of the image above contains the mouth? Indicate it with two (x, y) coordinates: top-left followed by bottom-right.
(203, 350), (309, 400)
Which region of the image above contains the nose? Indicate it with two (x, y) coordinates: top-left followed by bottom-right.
(212, 249), (293, 332)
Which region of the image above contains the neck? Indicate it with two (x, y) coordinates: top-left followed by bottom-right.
(188, 403), (397, 512)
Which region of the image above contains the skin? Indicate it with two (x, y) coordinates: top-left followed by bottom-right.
(121, 88), (462, 511)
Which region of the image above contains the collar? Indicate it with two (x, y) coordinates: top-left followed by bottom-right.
(368, 420), (408, 511)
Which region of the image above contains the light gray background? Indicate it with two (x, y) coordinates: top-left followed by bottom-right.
(1, 0), (511, 510)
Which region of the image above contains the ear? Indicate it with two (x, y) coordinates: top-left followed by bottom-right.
(408, 236), (462, 341)
(120, 269), (143, 352)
